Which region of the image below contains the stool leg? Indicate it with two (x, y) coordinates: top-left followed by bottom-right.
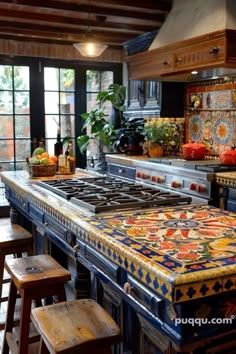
(39, 338), (49, 354)
(17, 289), (32, 354)
(55, 286), (67, 303)
(0, 254), (5, 307)
(1, 279), (17, 354)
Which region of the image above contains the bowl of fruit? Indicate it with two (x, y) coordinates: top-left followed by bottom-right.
(27, 147), (58, 177)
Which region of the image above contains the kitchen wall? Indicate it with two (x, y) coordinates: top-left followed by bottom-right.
(0, 38), (123, 63)
(185, 78), (236, 155)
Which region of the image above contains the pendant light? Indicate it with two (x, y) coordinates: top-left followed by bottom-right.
(73, 0), (108, 57)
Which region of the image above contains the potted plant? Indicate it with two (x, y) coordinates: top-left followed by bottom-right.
(143, 120), (175, 157)
(77, 108), (117, 154)
(97, 83), (126, 128)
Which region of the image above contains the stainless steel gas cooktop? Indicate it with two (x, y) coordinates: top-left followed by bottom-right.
(36, 176), (191, 213)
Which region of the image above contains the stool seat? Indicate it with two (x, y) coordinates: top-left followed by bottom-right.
(5, 254), (71, 290)
(0, 222), (32, 249)
(0, 222), (33, 328)
(2, 255), (71, 354)
(31, 299), (121, 354)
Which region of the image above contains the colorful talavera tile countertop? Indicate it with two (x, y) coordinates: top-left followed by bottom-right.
(1, 171), (236, 304)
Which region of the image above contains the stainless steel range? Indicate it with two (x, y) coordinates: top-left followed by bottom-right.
(135, 158), (236, 205)
(36, 176), (191, 213)
(107, 156), (236, 205)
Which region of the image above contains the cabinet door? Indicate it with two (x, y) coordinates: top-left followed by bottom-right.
(145, 81), (160, 109)
(97, 279), (123, 354)
(173, 38), (225, 72)
(137, 314), (176, 354)
(128, 80), (145, 109)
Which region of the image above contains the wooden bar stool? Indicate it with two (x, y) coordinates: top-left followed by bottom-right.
(31, 298), (121, 354)
(1, 254), (71, 354)
(0, 221), (33, 308)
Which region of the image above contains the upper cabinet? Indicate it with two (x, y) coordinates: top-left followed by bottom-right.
(127, 80), (184, 118)
(127, 30), (236, 81)
(128, 80), (160, 111)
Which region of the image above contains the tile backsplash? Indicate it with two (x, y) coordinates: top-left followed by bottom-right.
(185, 81), (236, 155)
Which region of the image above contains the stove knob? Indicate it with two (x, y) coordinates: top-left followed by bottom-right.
(136, 171), (142, 178)
(142, 173), (150, 179)
(189, 182), (197, 190)
(151, 176), (157, 182)
(171, 181), (181, 188)
(196, 184), (207, 193)
(157, 176), (165, 183)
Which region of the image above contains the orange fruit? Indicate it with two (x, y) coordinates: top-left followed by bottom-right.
(49, 155), (58, 163)
(36, 154), (43, 160)
(41, 152), (49, 159)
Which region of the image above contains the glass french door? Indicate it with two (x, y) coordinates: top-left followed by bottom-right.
(0, 65), (31, 171)
(0, 57), (122, 172)
(43, 67), (76, 156)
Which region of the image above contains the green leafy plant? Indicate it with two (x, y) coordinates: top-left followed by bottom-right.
(77, 108), (117, 153)
(97, 83), (126, 112)
(77, 83), (126, 154)
(143, 121), (172, 144)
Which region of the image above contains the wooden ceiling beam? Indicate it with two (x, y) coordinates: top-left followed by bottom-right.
(0, 22), (134, 44)
(0, 0), (169, 22)
(0, 9), (160, 33)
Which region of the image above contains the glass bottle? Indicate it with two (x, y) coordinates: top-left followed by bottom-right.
(65, 140), (75, 174)
(54, 128), (63, 158)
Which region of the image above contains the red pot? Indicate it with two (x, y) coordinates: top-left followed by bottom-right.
(219, 148), (236, 165)
(182, 143), (206, 160)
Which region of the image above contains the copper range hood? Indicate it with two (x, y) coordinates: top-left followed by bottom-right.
(127, 0), (236, 82)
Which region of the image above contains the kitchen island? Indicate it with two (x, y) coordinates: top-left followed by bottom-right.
(1, 170), (236, 354)
(216, 171), (236, 211)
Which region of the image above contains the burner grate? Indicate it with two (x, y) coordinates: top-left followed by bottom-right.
(36, 177), (192, 213)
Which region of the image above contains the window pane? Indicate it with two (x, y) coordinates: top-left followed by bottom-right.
(44, 92), (59, 114)
(60, 93), (74, 114)
(0, 140), (14, 162)
(15, 139), (31, 160)
(60, 69), (75, 91)
(15, 115), (30, 138)
(87, 93), (99, 111)
(44, 68), (59, 91)
(45, 115), (59, 138)
(16, 162), (27, 171)
(0, 115), (13, 138)
(45, 140), (55, 157)
(0, 162), (15, 171)
(101, 71), (113, 90)
(14, 66), (29, 90)
(86, 70), (100, 91)
(0, 91), (13, 114)
(0, 65), (13, 90)
(15, 92), (30, 114)
(61, 114), (75, 138)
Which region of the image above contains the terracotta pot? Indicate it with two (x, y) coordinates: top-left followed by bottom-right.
(148, 143), (163, 158)
(219, 148), (236, 165)
(182, 143), (206, 160)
